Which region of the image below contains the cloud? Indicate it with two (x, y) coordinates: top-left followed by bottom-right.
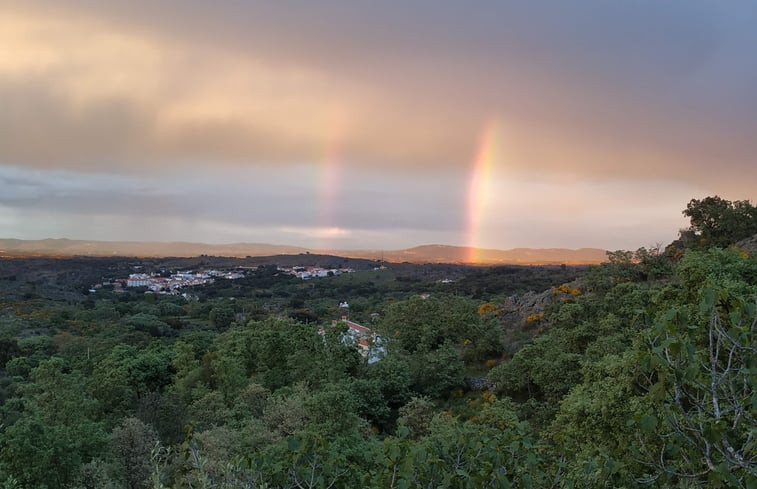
(0, 163), (702, 250)
(0, 5), (476, 172)
(0, 1), (754, 249)
(0, 164), (467, 235)
(0, 1), (754, 194)
(279, 226), (352, 239)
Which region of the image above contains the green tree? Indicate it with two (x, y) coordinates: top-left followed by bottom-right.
(158, 301), (186, 317)
(231, 382), (270, 421)
(189, 391), (232, 430)
(0, 338), (20, 369)
(680, 196), (757, 249)
(125, 313), (170, 336)
(71, 459), (115, 489)
(397, 396), (435, 439)
(550, 353), (647, 487)
(111, 417), (159, 489)
(379, 295), (479, 353)
(395, 412), (546, 488)
(305, 382), (366, 437)
(210, 305), (236, 329)
(410, 342), (464, 397)
(639, 286), (756, 486)
(0, 358), (106, 489)
(351, 356), (412, 429)
(92, 345), (174, 414)
(262, 384), (310, 438)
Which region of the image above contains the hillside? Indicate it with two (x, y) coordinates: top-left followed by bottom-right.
(349, 244), (607, 265)
(0, 238), (308, 259)
(0, 197), (755, 487)
(0, 238), (607, 265)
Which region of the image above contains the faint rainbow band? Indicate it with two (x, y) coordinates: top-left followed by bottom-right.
(466, 121), (500, 263)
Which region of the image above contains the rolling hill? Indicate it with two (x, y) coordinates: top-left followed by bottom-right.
(0, 238), (607, 265)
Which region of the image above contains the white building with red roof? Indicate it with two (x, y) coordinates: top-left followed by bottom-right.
(329, 316), (385, 363)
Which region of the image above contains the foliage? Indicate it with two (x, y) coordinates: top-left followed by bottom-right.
(209, 305), (236, 329)
(110, 417), (159, 489)
(680, 196), (757, 249)
(0, 197), (754, 487)
(637, 278), (756, 485)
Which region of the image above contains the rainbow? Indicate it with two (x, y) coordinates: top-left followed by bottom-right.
(316, 118), (345, 250)
(465, 121), (500, 263)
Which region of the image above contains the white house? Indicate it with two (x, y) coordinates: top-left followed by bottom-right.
(126, 274), (150, 287)
(330, 316), (385, 363)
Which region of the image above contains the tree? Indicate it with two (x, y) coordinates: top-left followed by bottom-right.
(680, 196), (757, 249)
(639, 287), (756, 486)
(390, 412), (546, 488)
(125, 313), (170, 336)
(71, 459), (115, 489)
(262, 384), (309, 438)
(111, 417), (159, 489)
(305, 382), (366, 437)
(409, 342), (464, 398)
(0, 338), (20, 369)
(158, 301), (186, 317)
(134, 391), (187, 444)
(92, 345), (174, 414)
(351, 356), (412, 429)
(210, 305), (236, 329)
(0, 358), (106, 489)
(379, 296), (479, 354)
(397, 396), (435, 439)
(550, 353), (647, 487)
(189, 391), (232, 430)
(232, 382), (270, 420)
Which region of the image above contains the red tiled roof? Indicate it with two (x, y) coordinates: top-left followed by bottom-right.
(345, 320), (371, 334)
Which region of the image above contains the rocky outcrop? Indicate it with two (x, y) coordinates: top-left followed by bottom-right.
(736, 234), (757, 255)
(464, 377), (495, 391)
(499, 288), (554, 328)
(497, 281), (584, 352)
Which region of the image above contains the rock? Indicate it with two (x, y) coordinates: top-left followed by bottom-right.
(500, 288), (554, 328)
(735, 233), (757, 255)
(464, 377), (495, 391)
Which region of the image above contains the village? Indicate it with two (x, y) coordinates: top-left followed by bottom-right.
(90, 268), (246, 295)
(88, 263), (356, 296)
(276, 265), (355, 280)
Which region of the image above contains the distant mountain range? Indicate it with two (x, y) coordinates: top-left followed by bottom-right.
(0, 238), (607, 265)
(340, 244), (607, 265)
(0, 238), (308, 259)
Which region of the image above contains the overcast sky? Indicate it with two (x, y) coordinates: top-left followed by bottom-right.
(1, 1), (755, 251)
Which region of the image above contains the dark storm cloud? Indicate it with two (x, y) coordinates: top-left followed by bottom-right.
(1, 0), (755, 188)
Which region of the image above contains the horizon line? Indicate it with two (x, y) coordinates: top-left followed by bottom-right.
(0, 236), (612, 253)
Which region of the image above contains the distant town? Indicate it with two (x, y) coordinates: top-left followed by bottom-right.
(276, 265), (355, 280)
(89, 264), (356, 295)
(90, 269), (244, 295)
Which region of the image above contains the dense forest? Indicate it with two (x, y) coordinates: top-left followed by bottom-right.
(0, 196), (755, 488)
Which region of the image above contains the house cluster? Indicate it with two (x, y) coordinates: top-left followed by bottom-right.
(90, 280), (124, 293)
(126, 272), (216, 293)
(278, 266), (355, 280)
(91, 269), (246, 295)
(323, 315), (385, 364)
(208, 270), (246, 280)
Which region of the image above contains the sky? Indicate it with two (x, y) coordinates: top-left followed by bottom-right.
(1, 1), (755, 252)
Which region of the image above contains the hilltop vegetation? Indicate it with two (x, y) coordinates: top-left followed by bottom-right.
(0, 197), (755, 488)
